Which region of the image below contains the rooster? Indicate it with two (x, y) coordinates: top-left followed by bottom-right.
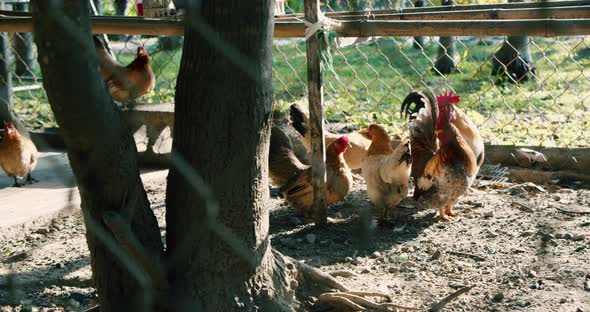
(93, 35), (155, 104)
(401, 89), (484, 172)
(289, 103), (370, 170)
(406, 91), (478, 221)
(0, 122), (38, 187)
(269, 126), (353, 221)
(359, 124), (412, 221)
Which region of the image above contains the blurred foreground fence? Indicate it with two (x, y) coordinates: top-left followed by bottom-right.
(0, 0), (588, 147)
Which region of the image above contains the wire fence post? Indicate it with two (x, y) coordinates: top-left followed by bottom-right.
(305, 0), (328, 227)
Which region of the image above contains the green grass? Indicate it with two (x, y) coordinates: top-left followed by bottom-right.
(273, 36), (590, 147)
(12, 35), (590, 147)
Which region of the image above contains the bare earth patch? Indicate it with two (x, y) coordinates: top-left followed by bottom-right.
(1, 175), (589, 311)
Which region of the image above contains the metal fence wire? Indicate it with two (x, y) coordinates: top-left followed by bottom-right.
(0, 0), (589, 148)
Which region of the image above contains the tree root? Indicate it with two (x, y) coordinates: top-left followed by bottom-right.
(319, 291), (420, 311)
(284, 253), (421, 311)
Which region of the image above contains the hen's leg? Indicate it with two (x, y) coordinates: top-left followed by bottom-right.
(437, 206), (453, 222)
(26, 174), (38, 184)
(445, 204), (459, 217)
(12, 177), (24, 187)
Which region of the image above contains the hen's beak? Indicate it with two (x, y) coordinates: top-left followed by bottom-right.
(347, 143), (353, 149)
(358, 128), (371, 139)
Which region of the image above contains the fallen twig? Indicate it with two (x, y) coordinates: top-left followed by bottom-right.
(329, 269), (359, 278)
(554, 206), (590, 215)
(448, 251), (486, 262)
(429, 285), (474, 311)
(512, 201), (535, 213)
(320, 291), (421, 311)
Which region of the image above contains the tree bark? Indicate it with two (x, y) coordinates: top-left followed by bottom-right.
(32, 1), (165, 311)
(433, 0), (456, 75)
(491, 0), (536, 84)
(165, 1), (294, 310)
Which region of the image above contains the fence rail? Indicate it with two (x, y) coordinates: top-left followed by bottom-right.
(0, 1), (588, 150)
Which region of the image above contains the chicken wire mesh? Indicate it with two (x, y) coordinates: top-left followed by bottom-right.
(0, 0), (588, 148)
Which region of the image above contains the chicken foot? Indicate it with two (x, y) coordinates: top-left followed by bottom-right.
(437, 206), (454, 222)
(444, 204), (459, 217)
(25, 174), (38, 184)
(12, 177), (24, 187)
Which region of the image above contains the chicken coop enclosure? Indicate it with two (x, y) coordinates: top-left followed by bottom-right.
(0, 0), (589, 167)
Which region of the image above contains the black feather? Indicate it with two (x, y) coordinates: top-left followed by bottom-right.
(289, 104), (308, 137)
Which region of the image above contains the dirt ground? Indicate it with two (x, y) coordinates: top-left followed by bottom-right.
(1, 173), (590, 311)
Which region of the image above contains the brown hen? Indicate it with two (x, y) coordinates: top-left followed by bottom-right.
(269, 126), (353, 221)
(94, 35), (155, 104)
(0, 122), (38, 187)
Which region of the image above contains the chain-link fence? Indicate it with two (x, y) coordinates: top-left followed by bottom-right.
(1, 0), (589, 148)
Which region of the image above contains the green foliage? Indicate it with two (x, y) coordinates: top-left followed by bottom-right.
(11, 35), (590, 147)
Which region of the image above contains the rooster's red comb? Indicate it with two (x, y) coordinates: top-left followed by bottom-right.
(436, 90), (461, 105)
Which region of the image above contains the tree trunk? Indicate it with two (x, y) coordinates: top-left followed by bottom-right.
(491, 0), (535, 84)
(165, 1), (293, 310)
(32, 1), (165, 311)
(433, 0), (456, 75)
(412, 0), (426, 49)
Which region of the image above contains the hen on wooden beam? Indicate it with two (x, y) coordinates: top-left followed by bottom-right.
(93, 35), (155, 106)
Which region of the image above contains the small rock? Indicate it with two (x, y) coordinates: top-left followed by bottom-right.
(576, 308), (585, 312)
(352, 257), (363, 265)
(528, 270), (538, 277)
(492, 292), (504, 302)
(35, 228), (50, 235)
(555, 233), (564, 239)
(572, 234), (586, 242)
(407, 273), (418, 280)
(513, 301), (530, 308)
(400, 261), (417, 269)
(541, 233), (556, 242)
(361, 268), (371, 274)
(520, 230), (536, 237)
(530, 280), (544, 289)
(55, 262), (65, 269)
(553, 195), (561, 201)
(305, 234), (316, 244)
(483, 211), (494, 218)
(345, 257), (354, 263)
(388, 267), (400, 274)
(370, 251), (382, 259)
(430, 250), (442, 260)
(559, 298), (568, 304)
(563, 233), (573, 240)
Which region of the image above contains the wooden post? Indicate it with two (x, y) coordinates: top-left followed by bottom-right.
(304, 0), (328, 226)
(13, 2), (33, 77)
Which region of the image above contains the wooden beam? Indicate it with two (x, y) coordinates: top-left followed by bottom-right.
(304, 0), (328, 226)
(1, 15), (589, 37)
(276, 5), (590, 21)
(280, 0), (590, 17)
(275, 19), (590, 37)
(0, 16), (184, 36)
